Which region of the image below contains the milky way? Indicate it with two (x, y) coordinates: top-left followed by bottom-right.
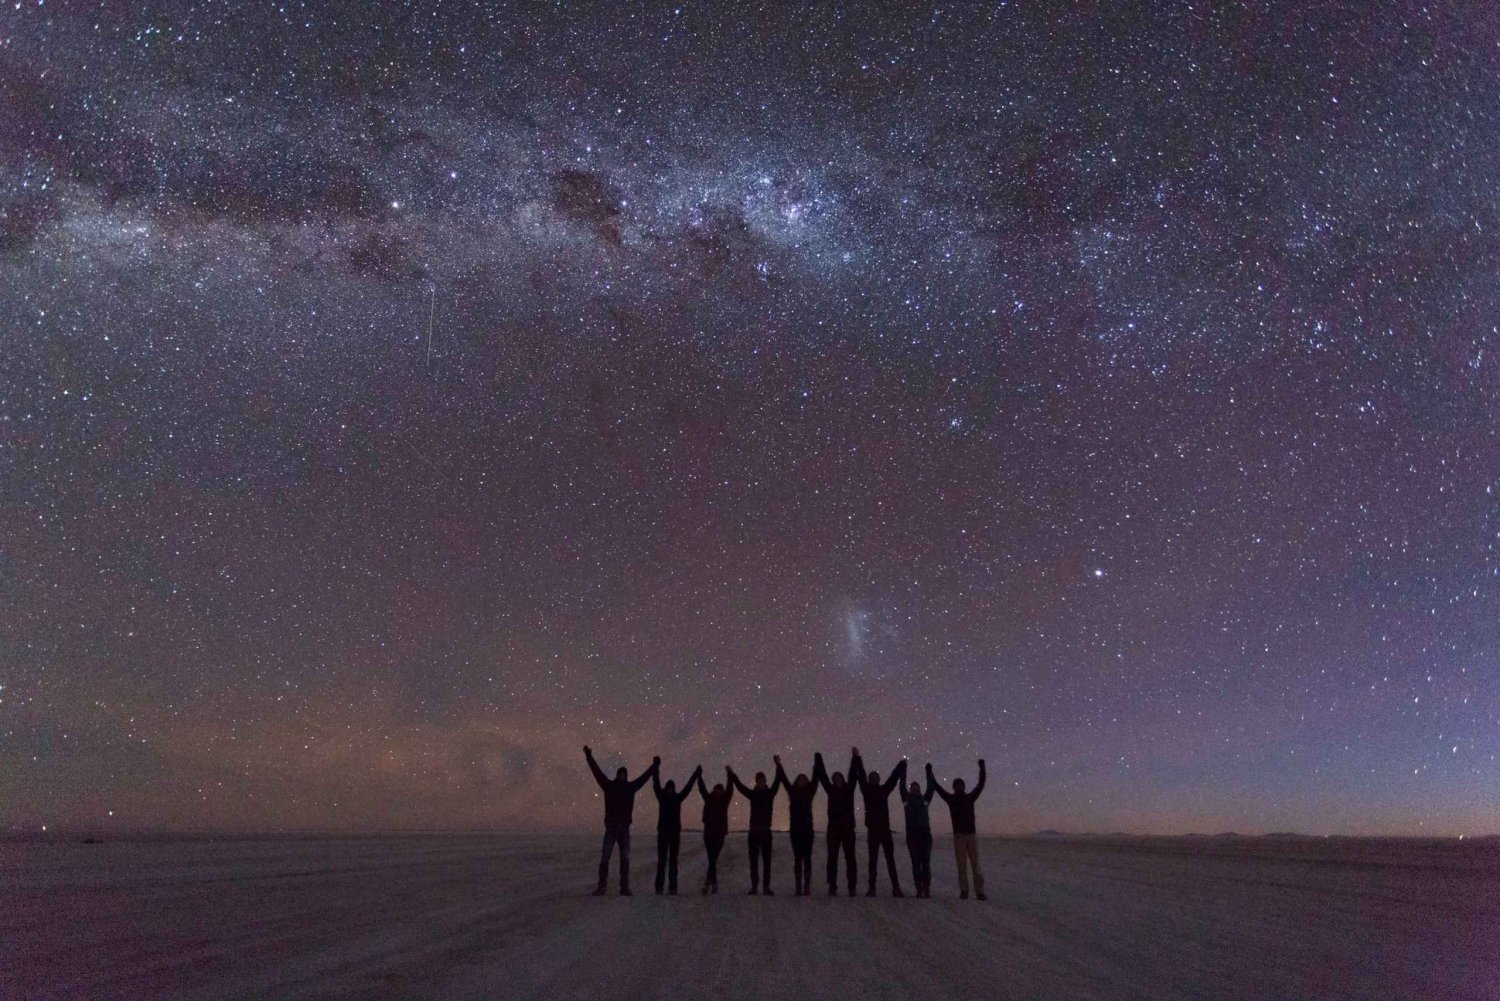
(3, 2), (1497, 835)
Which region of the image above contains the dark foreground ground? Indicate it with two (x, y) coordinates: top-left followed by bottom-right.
(3, 832), (1496, 1000)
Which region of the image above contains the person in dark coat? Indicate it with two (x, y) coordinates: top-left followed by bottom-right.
(729, 763), (786, 894)
(928, 760), (987, 900)
(775, 754), (819, 896)
(584, 746), (659, 896)
(696, 768), (735, 894)
(899, 775), (937, 897)
(813, 748), (861, 896)
(652, 764), (702, 895)
(855, 756), (907, 897)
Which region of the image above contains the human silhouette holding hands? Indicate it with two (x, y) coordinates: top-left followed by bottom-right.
(814, 747), (861, 896)
(928, 759), (987, 900)
(899, 769), (938, 897)
(696, 767), (736, 894)
(652, 763), (702, 895)
(854, 755), (908, 896)
(775, 753), (820, 896)
(584, 746), (658, 896)
(729, 761), (786, 894)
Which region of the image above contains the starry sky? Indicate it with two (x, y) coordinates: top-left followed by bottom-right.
(2, 1), (1497, 837)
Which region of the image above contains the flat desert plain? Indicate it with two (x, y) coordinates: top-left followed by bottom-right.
(3, 833), (1495, 1000)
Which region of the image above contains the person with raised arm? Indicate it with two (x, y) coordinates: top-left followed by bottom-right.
(583, 746), (659, 896)
(652, 763), (702, 895)
(854, 755), (908, 897)
(899, 770), (938, 897)
(696, 767), (735, 894)
(728, 761), (786, 894)
(774, 754), (820, 896)
(813, 747), (861, 896)
(927, 759), (988, 900)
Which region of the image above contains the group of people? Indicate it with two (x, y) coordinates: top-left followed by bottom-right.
(583, 746), (988, 900)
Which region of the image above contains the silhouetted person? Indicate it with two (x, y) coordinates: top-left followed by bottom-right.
(855, 755), (907, 896)
(928, 760), (987, 900)
(729, 763), (786, 894)
(584, 746), (659, 896)
(813, 747), (861, 895)
(696, 768), (735, 894)
(652, 764), (702, 895)
(775, 754), (819, 896)
(899, 776), (937, 897)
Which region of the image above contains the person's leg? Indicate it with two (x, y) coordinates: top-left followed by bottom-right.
(596, 827), (615, 892)
(706, 834), (723, 891)
(955, 833), (971, 897)
(747, 833), (761, 893)
(761, 832), (774, 893)
(968, 836), (986, 899)
(865, 830), (879, 895)
(918, 832), (932, 896)
(667, 830), (680, 893)
(906, 836), (920, 893)
(618, 827), (631, 894)
(803, 835), (814, 893)
(826, 831), (839, 893)
(656, 832), (668, 893)
(843, 830), (858, 893)
(881, 831), (902, 894)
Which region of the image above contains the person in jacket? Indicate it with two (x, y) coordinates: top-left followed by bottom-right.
(813, 747), (861, 896)
(899, 774), (937, 897)
(927, 759), (987, 900)
(584, 746), (659, 896)
(652, 764), (702, 895)
(728, 763), (786, 894)
(855, 756), (908, 897)
(696, 768), (735, 894)
(775, 754), (819, 896)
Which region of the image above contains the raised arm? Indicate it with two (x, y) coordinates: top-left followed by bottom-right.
(629, 756), (661, 792)
(970, 759), (986, 800)
(926, 762), (954, 803)
(696, 771), (710, 799)
(584, 746), (608, 789)
(677, 766), (703, 803)
(773, 756), (791, 793)
(728, 768), (753, 798)
(882, 759), (907, 795)
(849, 749), (866, 790)
(813, 752), (831, 793)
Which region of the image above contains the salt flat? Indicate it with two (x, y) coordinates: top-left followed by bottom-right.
(3, 833), (1495, 1000)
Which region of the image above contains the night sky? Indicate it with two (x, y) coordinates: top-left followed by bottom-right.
(3, 2), (1497, 837)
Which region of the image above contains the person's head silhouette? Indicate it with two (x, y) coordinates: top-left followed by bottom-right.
(664, 779), (676, 793)
(868, 770), (881, 786)
(794, 773), (810, 790)
(831, 771), (846, 789)
(615, 766), (628, 781)
(712, 782), (725, 795)
(908, 781), (922, 797)
(754, 771), (767, 788)
(953, 778), (966, 794)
